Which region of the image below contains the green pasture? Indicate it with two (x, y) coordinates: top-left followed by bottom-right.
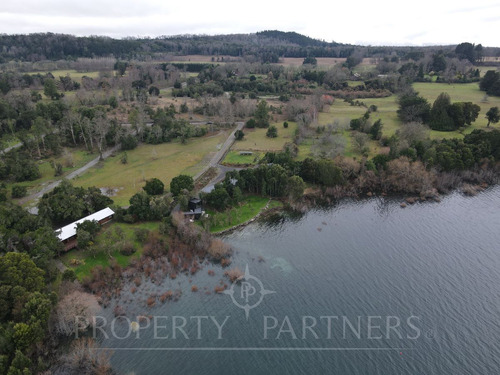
(73, 133), (227, 206)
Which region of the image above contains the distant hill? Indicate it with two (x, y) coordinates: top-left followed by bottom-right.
(0, 31), (350, 62)
(0, 30), (498, 64)
(256, 30), (338, 47)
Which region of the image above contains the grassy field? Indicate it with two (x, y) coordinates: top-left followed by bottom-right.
(278, 57), (344, 67)
(9, 148), (96, 201)
(231, 122), (297, 152)
(204, 196), (282, 233)
(226, 80), (500, 163)
(27, 69), (101, 83)
(317, 81), (500, 145)
(414, 82), (500, 138)
(315, 104), (383, 158)
(60, 221), (159, 280)
(222, 150), (262, 165)
(477, 66), (499, 76)
(296, 141), (313, 160)
(362, 96), (400, 136)
(73, 133), (227, 206)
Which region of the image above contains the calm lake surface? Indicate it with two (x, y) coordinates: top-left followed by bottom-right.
(104, 187), (500, 375)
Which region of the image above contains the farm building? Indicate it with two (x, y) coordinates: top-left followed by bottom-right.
(55, 207), (115, 251)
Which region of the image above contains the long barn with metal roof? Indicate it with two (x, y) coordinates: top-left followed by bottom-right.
(55, 207), (115, 251)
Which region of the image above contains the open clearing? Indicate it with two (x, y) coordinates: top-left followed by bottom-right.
(27, 69), (101, 82)
(230, 122), (297, 152)
(60, 221), (159, 280)
(414, 82), (500, 138)
(9, 148), (96, 201)
(73, 132), (228, 206)
(204, 196), (282, 233)
(222, 150), (262, 165)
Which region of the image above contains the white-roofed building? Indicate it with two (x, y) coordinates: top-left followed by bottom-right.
(55, 207), (115, 251)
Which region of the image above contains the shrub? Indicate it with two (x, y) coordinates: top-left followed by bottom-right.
(11, 185), (27, 199)
(146, 296), (156, 307)
(214, 285), (227, 293)
(283, 121), (289, 128)
(54, 163), (63, 177)
(207, 239), (232, 259)
(134, 228), (150, 244)
(245, 118), (256, 128)
(159, 291), (173, 302)
(109, 96), (118, 108)
(120, 134), (138, 150)
(62, 269), (76, 282)
(119, 241), (136, 256)
(220, 258), (232, 267)
(224, 267), (243, 283)
(234, 129), (245, 140)
(266, 125), (278, 138)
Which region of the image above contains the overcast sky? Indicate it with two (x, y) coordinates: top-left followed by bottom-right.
(1, 0), (499, 47)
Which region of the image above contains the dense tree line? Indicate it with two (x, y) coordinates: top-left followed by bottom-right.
(38, 180), (113, 225)
(428, 93), (480, 131)
(382, 128), (500, 172)
(3, 32), (499, 66)
(201, 154), (346, 211)
(397, 90), (480, 131)
(0, 198), (68, 374)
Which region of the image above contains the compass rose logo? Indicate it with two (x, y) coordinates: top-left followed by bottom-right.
(223, 264), (275, 320)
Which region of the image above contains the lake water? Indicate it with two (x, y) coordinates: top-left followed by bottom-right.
(103, 187), (500, 375)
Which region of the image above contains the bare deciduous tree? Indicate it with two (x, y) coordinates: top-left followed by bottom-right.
(91, 111), (112, 160)
(397, 122), (430, 144)
(352, 132), (370, 153)
(54, 291), (100, 336)
(61, 337), (113, 375)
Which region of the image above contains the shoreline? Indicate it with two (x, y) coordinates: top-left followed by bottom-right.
(212, 199), (273, 236)
(213, 180), (498, 235)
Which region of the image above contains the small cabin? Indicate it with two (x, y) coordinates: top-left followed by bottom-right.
(55, 207), (115, 251)
(184, 198), (203, 220)
(188, 198), (202, 211)
(239, 151), (253, 156)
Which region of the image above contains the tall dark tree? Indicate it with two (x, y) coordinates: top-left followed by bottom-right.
(486, 107), (500, 127)
(474, 44), (483, 62)
(170, 175), (194, 196)
(479, 70), (500, 93)
(455, 42), (475, 63)
(254, 100), (270, 128)
(234, 129), (245, 140)
(143, 178), (165, 195)
(429, 93), (455, 131)
(43, 78), (61, 100)
(397, 92), (431, 124)
(431, 53), (447, 72)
